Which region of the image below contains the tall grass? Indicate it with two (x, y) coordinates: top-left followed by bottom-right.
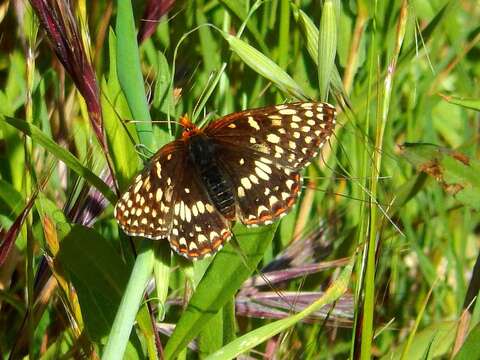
(0, 1), (479, 359)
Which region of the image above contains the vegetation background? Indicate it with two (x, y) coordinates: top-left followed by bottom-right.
(0, 0), (479, 359)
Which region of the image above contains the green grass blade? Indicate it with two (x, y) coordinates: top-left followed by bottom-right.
(317, 0), (337, 101)
(58, 225), (132, 341)
(102, 30), (140, 189)
(292, 5), (346, 100)
(2, 116), (116, 204)
(102, 242), (155, 360)
(103, 1), (159, 359)
(163, 223), (279, 359)
(440, 95), (480, 112)
(115, 0), (154, 151)
(223, 32), (307, 100)
(454, 322), (480, 360)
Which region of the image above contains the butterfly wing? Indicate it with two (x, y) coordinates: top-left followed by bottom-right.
(114, 141), (232, 260)
(166, 166), (232, 259)
(114, 142), (184, 239)
(204, 102), (336, 170)
(204, 101), (336, 226)
(216, 144), (302, 225)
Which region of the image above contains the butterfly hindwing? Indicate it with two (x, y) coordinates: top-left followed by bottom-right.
(167, 167), (232, 259)
(215, 144), (302, 226)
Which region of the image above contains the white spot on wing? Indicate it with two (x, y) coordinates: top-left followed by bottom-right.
(266, 134), (281, 143)
(238, 186), (245, 198)
(241, 177), (252, 190)
(248, 116), (260, 130)
(278, 108), (297, 115)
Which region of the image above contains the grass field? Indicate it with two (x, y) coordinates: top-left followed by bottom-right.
(1, 0), (480, 359)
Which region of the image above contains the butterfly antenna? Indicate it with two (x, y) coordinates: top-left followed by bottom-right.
(134, 143), (156, 161)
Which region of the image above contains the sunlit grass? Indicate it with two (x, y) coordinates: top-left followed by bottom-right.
(0, 1), (479, 359)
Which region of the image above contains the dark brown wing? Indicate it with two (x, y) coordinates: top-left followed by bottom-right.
(166, 165), (232, 259)
(215, 143), (302, 226)
(114, 142), (183, 239)
(204, 101), (335, 226)
(114, 141), (232, 260)
(204, 102), (336, 170)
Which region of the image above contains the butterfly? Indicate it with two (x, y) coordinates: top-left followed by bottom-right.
(114, 102), (336, 260)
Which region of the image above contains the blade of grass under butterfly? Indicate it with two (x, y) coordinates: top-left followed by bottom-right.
(222, 32), (307, 101)
(163, 223), (279, 359)
(205, 258), (353, 360)
(2, 116), (116, 204)
(103, 1), (160, 359)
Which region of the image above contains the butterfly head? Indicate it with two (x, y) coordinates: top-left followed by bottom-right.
(180, 115), (200, 139)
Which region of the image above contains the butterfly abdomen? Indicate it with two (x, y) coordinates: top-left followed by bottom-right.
(188, 135), (236, 219)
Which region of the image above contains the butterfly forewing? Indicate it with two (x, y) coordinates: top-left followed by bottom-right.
(204, 102), (336, 170)
(114, 142), (183, 239)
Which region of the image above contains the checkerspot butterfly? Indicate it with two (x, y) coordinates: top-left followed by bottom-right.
(114, 102), (336, 260)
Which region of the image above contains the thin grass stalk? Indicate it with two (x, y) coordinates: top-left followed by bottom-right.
(103, 1), (158, 359)
(278, 0), (290, 71)
(342, 1), (368, 94)
(24, 6), (39, 357)
(350, 0), (373, 358)
(399, 280), (437, 360)
(360, 2), (408, 359)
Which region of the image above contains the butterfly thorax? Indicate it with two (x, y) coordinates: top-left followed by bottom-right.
(187, 134), (236, 220)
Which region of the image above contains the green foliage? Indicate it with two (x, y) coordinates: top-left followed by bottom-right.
(1, 0), (479, 359)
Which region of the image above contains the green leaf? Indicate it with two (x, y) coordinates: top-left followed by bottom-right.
(292, 5), (346, 100)
(318, 0), (337, 101)
(382, 321), (457, 360)
(0, 178), (24, 215)
(102, 242), (155, 360)
(440, 94), (480, 112)
(115, 0), (154, 151)
(102, 30), (140, 190)
(399, 143), (480, 211)
(57, 225), (131, 341)
(223, 32), (307, 100)
(164, 223), (279, 359)
(2, 116), (116, 204)
(198, 311), (224, 357)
